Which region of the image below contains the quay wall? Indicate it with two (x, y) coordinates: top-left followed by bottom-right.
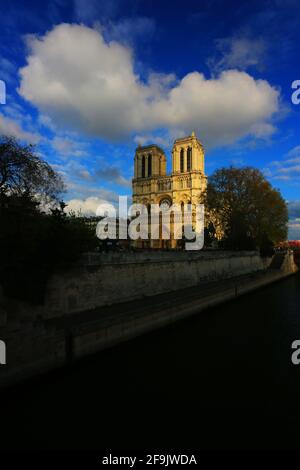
(42, 250), (264, 318)
(0, 251), (297, 388)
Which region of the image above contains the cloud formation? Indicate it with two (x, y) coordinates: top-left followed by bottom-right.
(208, 37), (267, 73)
(288, 200), (300, 219)
(73, 0), (120, 23)
(19, 23), (280, 147)
(101, 17), (156, 45)
(66, 195), (113, 216)
(288, 220), (300, 240)
(65, 185), (122, 216)
(0, 113), (40, 143)
(96, 165), (131, 187)
(263, 145), (300, 181)
(288, 200), (300, 240)
(52, 136), (88, 157)
(53, 157), (130, 192)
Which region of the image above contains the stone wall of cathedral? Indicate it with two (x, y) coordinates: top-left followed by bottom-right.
(132, 132), (207, 248)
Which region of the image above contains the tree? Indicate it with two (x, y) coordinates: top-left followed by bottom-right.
(0, 136), (65, 206)
(203, 166), (288, 251)
(0, 136), (97, 304)
(204, 221), (216, 247)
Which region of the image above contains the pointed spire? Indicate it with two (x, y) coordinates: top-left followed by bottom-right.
(191, 130), (195, 137)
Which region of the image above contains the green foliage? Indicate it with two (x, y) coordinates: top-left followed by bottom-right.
(204, 166), (288, 251)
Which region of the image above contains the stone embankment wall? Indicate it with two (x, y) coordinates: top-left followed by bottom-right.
(0, 251), (298, 388)
(42, 250), (264, 318)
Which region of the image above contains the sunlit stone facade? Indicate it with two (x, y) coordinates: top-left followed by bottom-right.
(132, 132), (207, 248)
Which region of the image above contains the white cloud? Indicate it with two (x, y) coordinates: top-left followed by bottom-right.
(73, 0), (119, 23)
(52, 136), (88, 157)
(65, 196), (106, 215)
(96, 165), (131, 187)
(0, 112), (40, 143)
(52, 155), (131, 201)
(19, 23), (280, 148)
(264, 146), (300, 181)
(278, 165), (300, 174)
(38, 113), (56, 130)
(134, 134), (171, 148)
(286, 145), (300, 158)
(100, 17), (156, 45)
(286, 157), (300, 165)
(288, 201), (300, 240)
(288, 220), (300, 240)
(65, 192), (119, 216)
(52, 160), (94, 186)
(0, 57), (17, 83)
(288, 200), (300, 219)
(208, 37), (267, 73)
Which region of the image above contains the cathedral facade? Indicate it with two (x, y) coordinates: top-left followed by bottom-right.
(132, 132), (207, 248)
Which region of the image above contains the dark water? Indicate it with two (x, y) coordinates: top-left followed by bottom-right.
(1, 273), (300, 450)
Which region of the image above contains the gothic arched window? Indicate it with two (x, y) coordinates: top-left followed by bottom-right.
(148, 154), (152, 177)
(141, 155), (145, 178)
(187, 147), (192, 171)
(180, 148), (184, 173)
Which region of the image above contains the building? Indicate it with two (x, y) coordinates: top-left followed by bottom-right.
(132, 131), (207, 248)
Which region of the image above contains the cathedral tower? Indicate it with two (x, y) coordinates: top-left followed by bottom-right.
(172, 131), (204, 174)
(132, 132), (207, 248)
(134, 145), (167, 179)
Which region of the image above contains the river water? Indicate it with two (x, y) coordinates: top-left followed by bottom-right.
(1, 273), (300, 450)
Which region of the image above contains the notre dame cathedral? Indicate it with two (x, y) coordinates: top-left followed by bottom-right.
(132, 131), (207, 248)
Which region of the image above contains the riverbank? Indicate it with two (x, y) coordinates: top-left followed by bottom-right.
(1, 270), (300, 450)
(0, 251), (297, 388)
(49, 254), (299, 361)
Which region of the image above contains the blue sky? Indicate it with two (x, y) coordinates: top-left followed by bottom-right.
(0, 0), (300, 238)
